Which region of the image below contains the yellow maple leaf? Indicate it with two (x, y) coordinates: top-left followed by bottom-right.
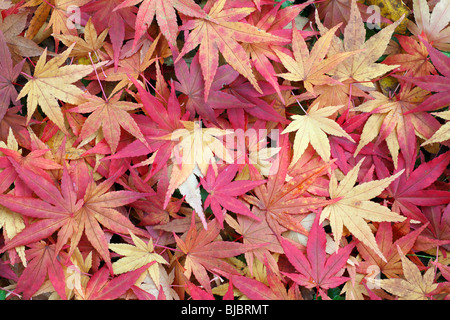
(158, 121), (234, 208)
(421, 110), (450, 146)
(274, 24), (360, 95)
(16, 43), (107, 133)
(315, 0), (404, 89)
(282, 103), (354, 164)
(375, 246), (438, 299)
(352, 85), (430, 169)
(109, 231), (168, 288)
(407, 0), (450, 51)
(47, 0), (91, 37)
(53, 17), (109, 61)
(0, 205), (25, 265)
(0, 127), (19, 155)
(320, 158), (405, 261)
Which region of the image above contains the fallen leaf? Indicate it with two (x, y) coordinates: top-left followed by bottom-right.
(320, 158), (406, 261)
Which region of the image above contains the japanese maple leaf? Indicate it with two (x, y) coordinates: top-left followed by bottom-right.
(223, 75), (288, 123)
(47, 0), (91, 37)
(200, 164), (265, 227)
(114, 0), (205, 48)
(281, 214), (355, 299)
(68, 90), (148, 154)
(14, 241), (67, 300)
(320, 158), (406, 261)
(242, 2), (312, 103)
(0, 13), (43, 63)
(407, 0), (450, 51)
(78, 263), (151, 300)
(0, 261), (17, 282)
(432, 260), (450, 282)
(414, 204), (450, 252)
(383, 35), (437, 77)
(53, 17), (109, 60)
(376, 246), (438, 300)
(315, 1), (404, 90)
(353, 82), (440, 172)
(173, 51), (249, 125)
(225, 212), (283, 276)
(328, 114), (393, 181)
(293, 77), (370, 110)
(174, 216), (261, 294)
(375, 151), (450, 224)
(282, 103), (354, 164)
(0, 163), (149, 272)
(16, 44), (107, 133)
(396, 37), (450, 114)
(0, 29), (24, 122)
(357, 222), (429, 279)
(175, 0), (285, 101)
(421, 110), (450, 146)
(244, 135), (333, 237)
(315, 0), (374, 32)
(91, 35), (160, 96)
(81, 0), (137, 70)
(274, 24), (359, 95)
(0, 105), (33, 151)
(109, 231), (168, 287)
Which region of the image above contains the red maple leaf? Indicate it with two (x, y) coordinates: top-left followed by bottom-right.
(357, 221), (429, 279)
(414, 204), (450, 252)
(176, 0), (285, 101)
(174, 215), (262, 294)
(0, 30), (24, 122)
(173, 51), (250, 125)
(114, 0), (206, 48)
(280, 214), (355, 298)
(79, 263), (152, 300)
(395, 36), (450, 114)
(200, 164), (265, 227)
(14, 241), (67, 300)
(375, 151), (450, 223)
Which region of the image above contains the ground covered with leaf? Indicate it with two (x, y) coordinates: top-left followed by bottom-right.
(0, 0), (449, 301)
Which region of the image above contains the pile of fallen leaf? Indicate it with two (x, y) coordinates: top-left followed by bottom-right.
(0, 0), (449, 300)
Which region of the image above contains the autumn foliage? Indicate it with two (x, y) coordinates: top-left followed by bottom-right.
(0, 0), (449, 301)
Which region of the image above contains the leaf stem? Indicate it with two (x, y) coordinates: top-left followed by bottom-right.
(88, 52), (108, 102)
(291, 91), (308, 114)
(20, 71), (33, 79)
